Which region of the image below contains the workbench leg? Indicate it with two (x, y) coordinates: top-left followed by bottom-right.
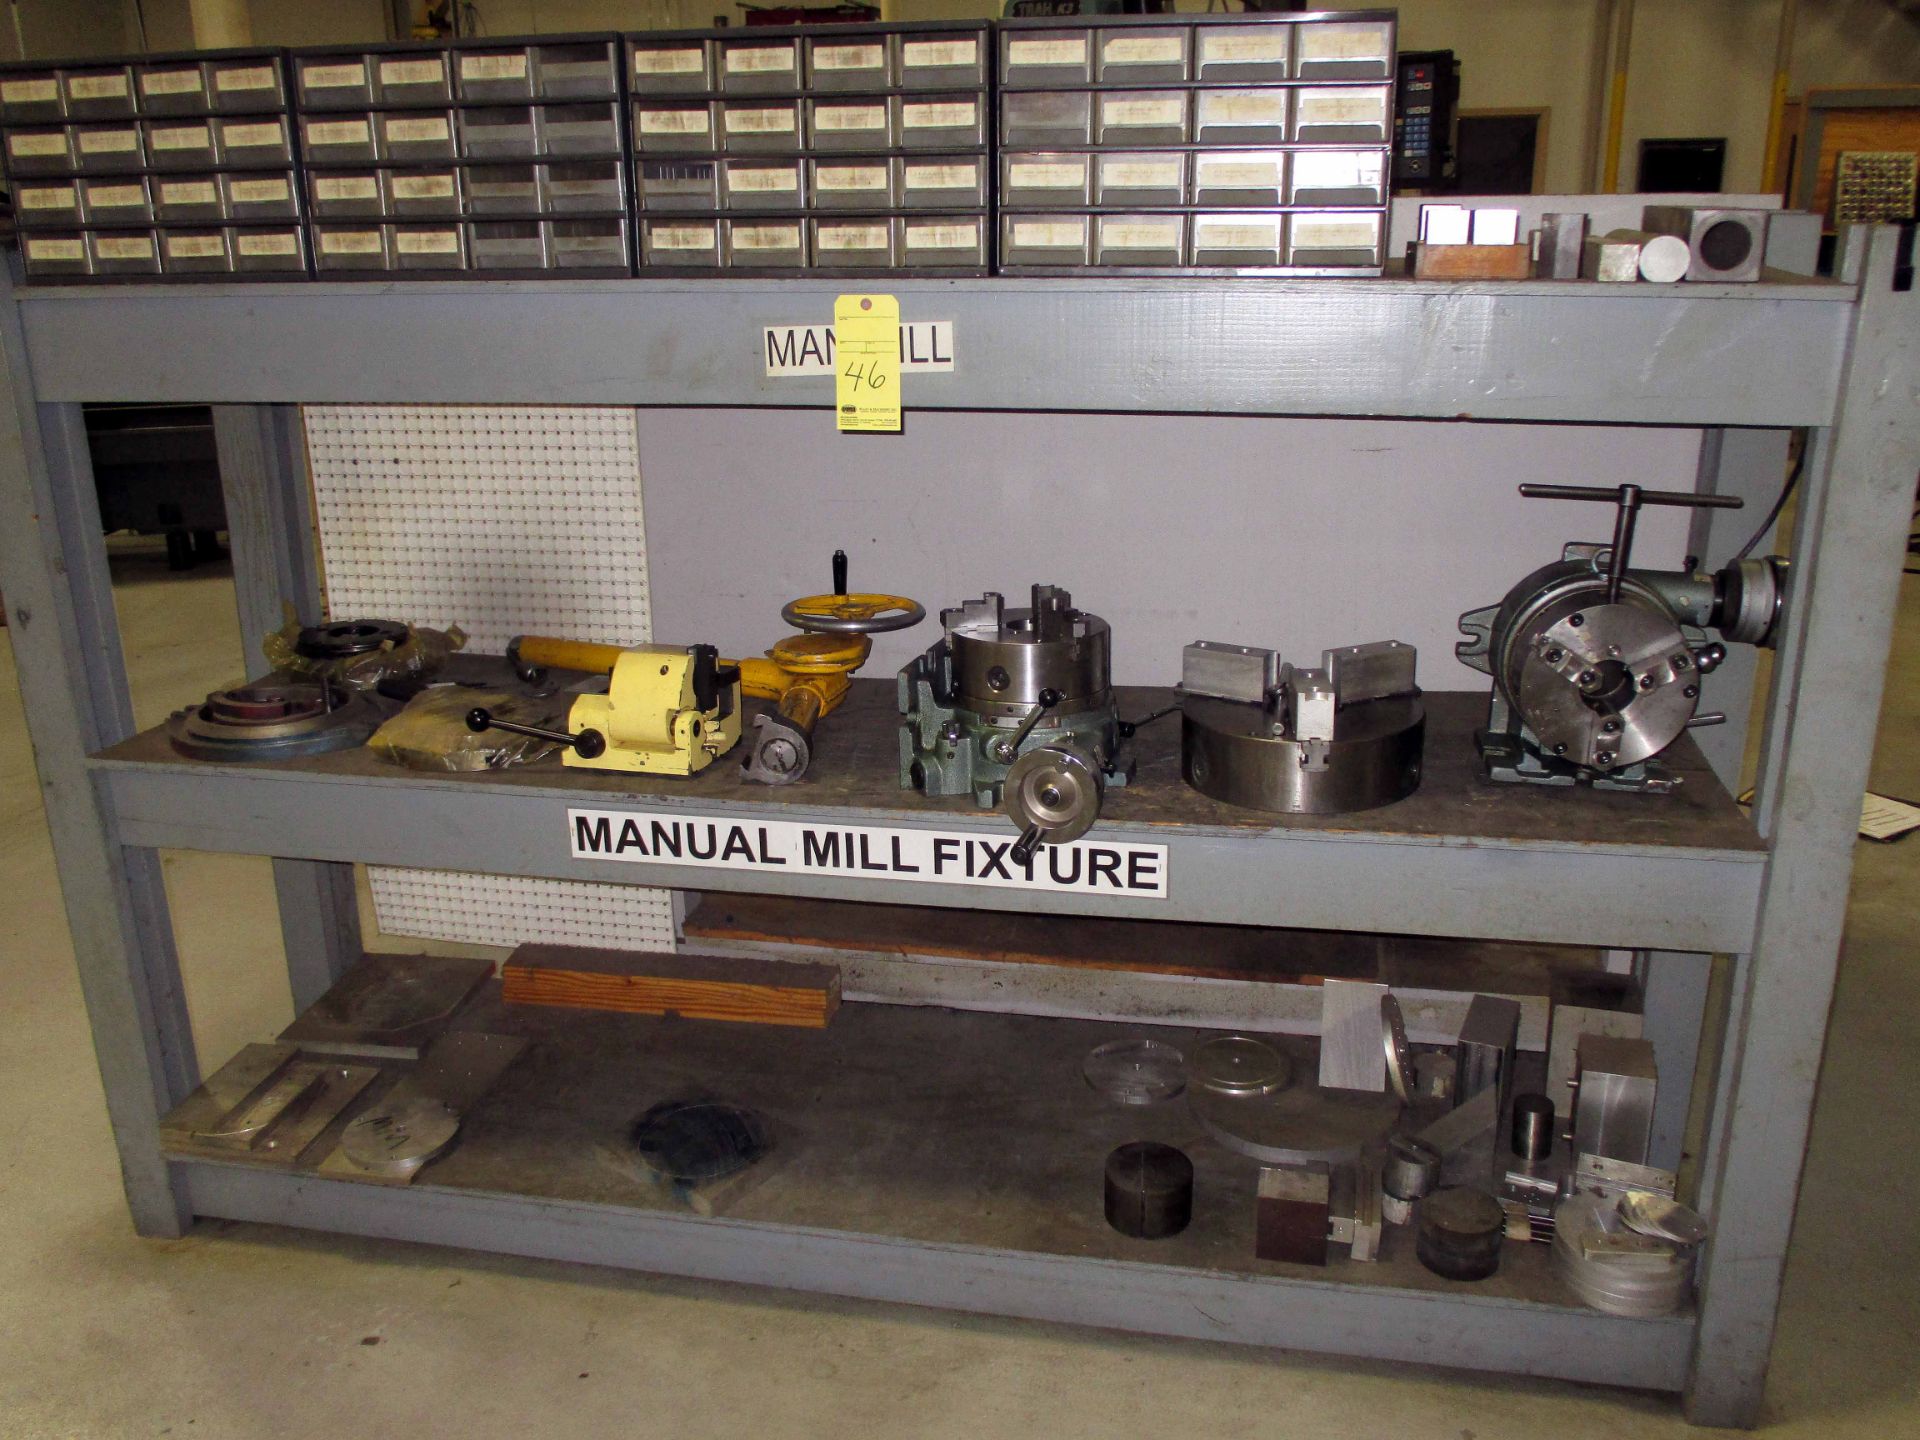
(1685, 427), (1795, 794)
(0, 286), (196, 1236)
(214, 405), (363, 1011)
(1637, 949), (1710, 1173)
(1685, 227), (1920, 1427)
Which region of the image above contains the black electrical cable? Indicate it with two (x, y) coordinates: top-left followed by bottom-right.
(1732, 445), (1806, 561)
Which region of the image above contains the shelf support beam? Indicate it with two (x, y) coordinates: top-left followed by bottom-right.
(1686, 226), (1920, 1425)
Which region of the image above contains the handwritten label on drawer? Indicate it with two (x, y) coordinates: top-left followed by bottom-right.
(388, 172), (454, 200)
(1101, 157), (1181, 189)
(1012, 218), (1086, 248)
(639, 108), (709, 135)
(1199, 31), (1289, 64)
(1194, 217), (1281, 248)
(816, 163), (887, 191)
(726, 106), (795, 134)
(16, 185), (75, 209)
(902, 38), (977, 68)
(905, 161), (976, 189)
(650, 223), (717, 250)
(1201, 91), (1285, 127)
(1103, 95), (1183, 127)
(815, 104), (886, 133)
(84, 182), (146, 208)
(141, 69), (204, 97)
(94, 234), (155, 260)
(319, 229), (382, 254)
(307, 119), (371, 145)
(2, 78), (57, 104)
(160, 179), (218, 204)
(166, 233), (225, 258)
(237, 231), (299, 257)
(813, 44), (883, 71)
(902, 100), (975, 129)
(725, 45), (794, 74)
(224, 120), (285, 148)
(26, 237), (83, 261)
(386, 115), (451, 143)
(1104, 35), (1183, 65)
(1297, 89), (1386, 125)
(729, 165), (798, 192)
(303, 62), (367, 89)
(314, 175), (378, 201)
(148, 124), (210, 152)
(1010, 158), (1086, 188)
(906, 221), (977, 250)
(78, 127), (140, 153)
(462, 53), (529, 81)
(1292, 214), (1380, 248)
(1299, 24), (1387, 61)
(1102, 218), (1180, 250)
(733, 223), (801, 251)
(214, 65), (276, 92)
(1008, 37), (1086, 66)
(381, 58), (445, 86)
(8, 132), (65, 156)
(633, 48), (705, 76)
(395, 229), (459, 255)
(228, 176), (291, 203)
(817, 223), (888, 252)
(67, 73), (130, 100)
(1196, 156), (1282, 188)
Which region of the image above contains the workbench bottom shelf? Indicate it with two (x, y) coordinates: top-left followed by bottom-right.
(161, 996), (1690, 1395)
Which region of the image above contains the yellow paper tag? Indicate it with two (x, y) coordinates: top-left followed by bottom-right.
(834, 293), (900, 434)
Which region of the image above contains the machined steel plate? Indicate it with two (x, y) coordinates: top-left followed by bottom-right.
(1190, 1034), (1292, 1096)
(1083, 1038), (1186, 1106)
(1189, 1078), (1401, 1165)
(340, 1094), (461, 1178)
(1182, 693), (1424, 815)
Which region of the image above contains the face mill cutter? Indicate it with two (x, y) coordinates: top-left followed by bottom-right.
(1456, 482), (1787, 791)
(899, 584), (1134, 862)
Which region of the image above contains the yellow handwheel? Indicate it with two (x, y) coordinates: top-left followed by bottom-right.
(780, 592), (925, 635)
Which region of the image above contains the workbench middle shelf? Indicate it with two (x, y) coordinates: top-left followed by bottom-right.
(92, 683), (1765, 951)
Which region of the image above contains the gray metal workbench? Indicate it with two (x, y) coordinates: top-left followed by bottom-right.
(1, 229), (1915, 1427)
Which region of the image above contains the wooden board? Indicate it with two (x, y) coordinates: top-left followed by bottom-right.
(502, 943), (841, 1029)
(1412, 242), (1535, 281)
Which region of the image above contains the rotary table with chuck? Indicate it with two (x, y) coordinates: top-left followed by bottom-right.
(899, 584), (1140, 862)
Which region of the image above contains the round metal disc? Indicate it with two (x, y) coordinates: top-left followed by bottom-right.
(295, 618), (411, 659)
(1082, 1039), (1186, 1106)
(1189, 1080), (1400, 1166)
(167, 681), (383, 762)
(1380, 994), (1414, 1103)
(1182, 694), (1424, 815)
(1190, 1035), (1292, 1097)
(1617, 1190), (1711, 1246)
(1005, 744), (1104, 846)
(341, 1095), (460, 1178)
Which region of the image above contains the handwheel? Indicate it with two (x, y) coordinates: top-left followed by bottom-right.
(781, 592), (925, 635)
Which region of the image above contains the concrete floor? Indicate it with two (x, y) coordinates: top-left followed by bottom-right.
(2, 539), (1917, 1438)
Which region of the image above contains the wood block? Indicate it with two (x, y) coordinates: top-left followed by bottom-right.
(1255, 1162), (1331, 1266)
(502, 943), (841, 1029)
(1412, 241), (1535, 280)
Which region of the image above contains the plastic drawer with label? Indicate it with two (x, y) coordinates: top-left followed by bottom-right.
(208, 58), (287, 113)
(638, 157), (720, 211)
(134, 61), (210, 116)
(456, 48), (537, 102)
(722, 157), (804, 210)
(382, 110), (458, 162)
(21, 232), (92, 277)
(551, 216), (630, 270)
(544, 160), (624, 213)
(1094, 212), (1185, 267)
(313, 223), (390, 271)
(78, 176), (154, 225)
(223, 170), (300, 220)
(1095, 27), (1191, 84)
(1193, 24), (1291, 83)
(809, 158), (895, 211)
(301, 114), (378, 164)
(900, 155), (986, 209)
(1000, 90), (1091, 149)
(1095, 151), (1185, 207)
(1191, 149), (1286, 207)
(89, 228), (162, 275)
(63, 66), (137, 120)
(143, 118), (218, 169)
(308, 170), (382, 218)
(1193, 88), (1289, 145)
(1294, 19), (1393, 80)
(537, 101), (620, 157)
(373, 53), (453, 106)
(155, 174), (227, 222)
(810, 216), (898, 269)
(902, 213), (986, 268)
(4, 127), (74, 175)
(384, 168), (462, 216)
(533, 41), (619, 99)
(296, 56), (376, 110)
(1000, 31), (1092, 88)
(1000, 213), (1091, 267)
(627, 39), (715, 95)
(465, 163), (542, 214)
(724, 217), (807, 268)
(13, 179), (82, 226)
(1289, 148), (1386, 206)
(469, 219), (549, 270)
(72, 123), (147, 174)
(899, 32), (986, 91)
(390, 222), (468, 271)
(806, 36), (891, 92)
(1292, 85), (1390, 144)
(1191, 211), (1286, 267)
(632, 101), (718, 154)
(160, 226), (233, 275)
(719, 100), (801, 154)
(718, 38), (801, 94)
(1287, 209), (1384, 268)
(898, 94), (984, 151)
(641, 217), (721, 268)
(219, 115), (295, 167)
(0, 72), (64, 124)
(232, 226), (306, 273)
(1000, 152), (1091, 208)
(807, 97), (894, 152)
(1095, 90), (1189, 145)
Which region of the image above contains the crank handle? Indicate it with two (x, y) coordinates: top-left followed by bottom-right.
(466, 706), (607, 760)
(1011, 824), (1045, 867)
(991, 687), (1061, 765)
(1686, 712), (1728, 729)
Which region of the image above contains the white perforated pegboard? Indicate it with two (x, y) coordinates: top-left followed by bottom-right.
(302, 404), (676, 951)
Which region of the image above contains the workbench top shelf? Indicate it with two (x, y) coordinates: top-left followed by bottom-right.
(93, 686), (1765, 952)
(17, 272), (1854, 425)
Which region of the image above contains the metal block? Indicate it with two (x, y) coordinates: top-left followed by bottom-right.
(1325, 639), (1416, 705)
(1641, 204), (1770, 283)
(1289, 669), (1337, 745)
(1317, 978), (1387, 1091)
(1536, 212), (1588, 279)
(1455, 993), (1520, 1114)
(1573, 1034), (1657, 1165)
(1255, 1162), (1330, 1265)
(1182, 640), (1278, 704)
(1582, 234), (1641, 283)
